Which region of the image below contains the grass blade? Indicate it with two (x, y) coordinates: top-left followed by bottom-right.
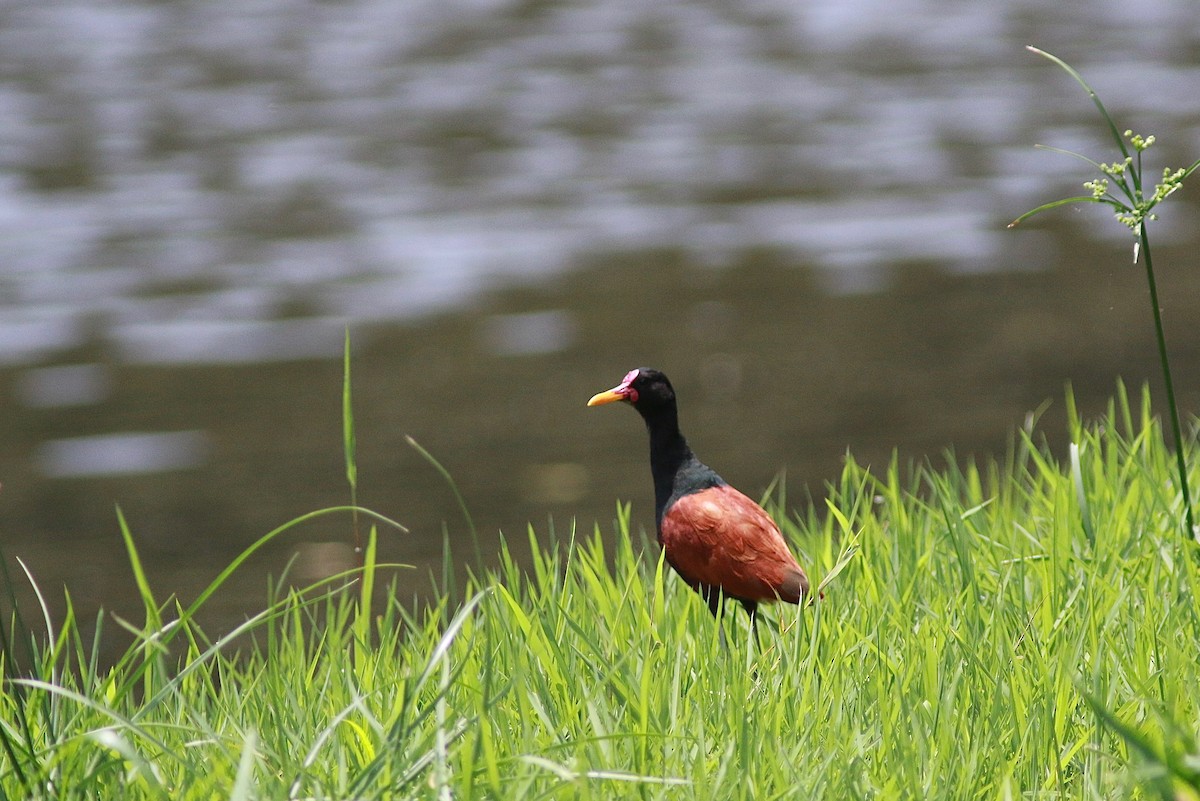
(230, 730), (259, 801)
(1069, 443), (1095, 548)
(343, 327), (361, 553)
(406, 436), (482, 567)
(115, 506), (162, 633)
(1008, 196), (1103, 228)
(1026, 46), (1129, 159)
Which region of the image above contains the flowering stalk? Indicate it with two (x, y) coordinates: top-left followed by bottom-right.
(1010, 47), (1199, 540)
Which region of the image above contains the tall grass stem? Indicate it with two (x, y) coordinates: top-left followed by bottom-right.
(343, 328), (361, 554)
(1139, 229), (1195, 538)
(1013, 47), (1196, 540)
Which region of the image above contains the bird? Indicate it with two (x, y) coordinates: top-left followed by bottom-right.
(587, 367), (812, 639)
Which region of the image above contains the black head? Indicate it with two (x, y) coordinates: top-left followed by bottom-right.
(587, 367), (677, 416)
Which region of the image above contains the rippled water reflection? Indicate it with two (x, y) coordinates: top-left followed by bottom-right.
(3, 0), (1199, 364)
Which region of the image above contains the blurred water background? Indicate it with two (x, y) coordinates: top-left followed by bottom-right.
(2, 0), (1200, 658)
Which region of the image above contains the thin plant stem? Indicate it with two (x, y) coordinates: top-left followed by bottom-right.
(1139, 227), (1196, 537)
(343, 328), (361, 556)
(1014, 47), (1197, 542)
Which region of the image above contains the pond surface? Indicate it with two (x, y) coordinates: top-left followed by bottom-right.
(1, 0), (1199, 661)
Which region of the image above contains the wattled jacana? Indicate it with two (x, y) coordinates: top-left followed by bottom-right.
(587, 368), (812, 636)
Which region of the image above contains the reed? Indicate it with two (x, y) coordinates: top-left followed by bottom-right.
(1010, 46), (1200, 541)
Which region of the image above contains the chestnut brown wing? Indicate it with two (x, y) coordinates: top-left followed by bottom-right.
(659, 485), (809, 604)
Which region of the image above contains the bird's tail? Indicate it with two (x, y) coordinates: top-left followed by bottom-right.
(779, 567), (811, 604)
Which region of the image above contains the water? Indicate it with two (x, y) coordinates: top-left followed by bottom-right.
(2, 0), (1200, 659)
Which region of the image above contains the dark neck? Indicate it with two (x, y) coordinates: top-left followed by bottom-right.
(639, 405), (723, 524)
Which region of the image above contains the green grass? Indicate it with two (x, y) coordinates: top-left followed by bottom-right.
(2, 383), (1200, 800)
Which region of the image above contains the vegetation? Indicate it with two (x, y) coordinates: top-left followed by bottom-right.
(3, 46), (1199, 801)
(1011, 47), (1200, 539)
(1, 382), (1199, 799)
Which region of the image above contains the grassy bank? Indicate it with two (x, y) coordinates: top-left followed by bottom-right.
(2, 384), (1199, 800)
